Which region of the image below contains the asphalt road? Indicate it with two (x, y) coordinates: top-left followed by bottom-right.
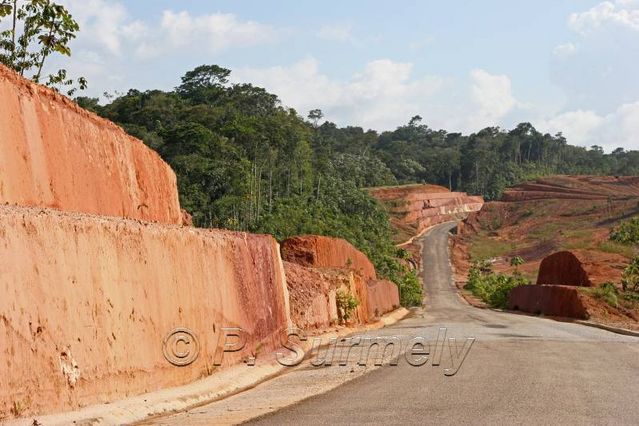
(151, 222), (639, 425)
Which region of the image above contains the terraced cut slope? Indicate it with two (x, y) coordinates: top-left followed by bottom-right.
(452, 175), (639, 330)
(0, 63), (403, 420)
(0, 64), (183, 225)
(368, 183), (483, 244)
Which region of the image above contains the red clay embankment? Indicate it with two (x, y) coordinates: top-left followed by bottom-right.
(535, 250), (626, 287)
(0, 205), (289, 416)
(502, 175), (639, 202)
(282, 235), (377, 281)
(366, 280), (400, 319)
(282, 236), (399, 325)
(369, 184), (483, 243)
(0, 64), (182, 224)
(0, 63), (406, 420)
(508, 285), (589, 319)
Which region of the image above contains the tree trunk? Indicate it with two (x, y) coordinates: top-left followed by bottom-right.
(269, 169), (273, 213)
(10, 0), (17, 59)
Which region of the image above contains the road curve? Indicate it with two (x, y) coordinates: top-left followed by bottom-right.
(150, 223), (639, 425)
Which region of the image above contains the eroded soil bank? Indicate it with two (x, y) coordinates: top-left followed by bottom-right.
(0, 64), (404, 420)
(452, 176), (639, 330)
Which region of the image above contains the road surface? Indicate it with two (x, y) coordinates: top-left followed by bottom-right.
(150, 223), (639, 425)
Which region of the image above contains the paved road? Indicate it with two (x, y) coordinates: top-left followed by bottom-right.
(151, 223), (639, 425)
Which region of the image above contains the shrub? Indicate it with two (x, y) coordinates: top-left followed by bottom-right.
(591, 282), (619, 307)
(336, 290), (359, 323)
(610, 217), (639, 245)
(510, 256), (524, 267)
(397, 269), (422, 307)
(464, 261), (530, 308)
(623, 292), (639, 303)
(622, 257), (639, 292)
(370, 250), (423, 307)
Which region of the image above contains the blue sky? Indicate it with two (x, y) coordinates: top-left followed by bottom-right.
(52, 0), (639, 151)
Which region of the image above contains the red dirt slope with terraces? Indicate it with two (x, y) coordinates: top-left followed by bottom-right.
(452, 175), (639, 330)
(369, 183), (483, 244)
(0, 64), (404, 420)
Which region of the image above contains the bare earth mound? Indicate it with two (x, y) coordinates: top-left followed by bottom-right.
(452, 175), (639, 330)
(282, 236), (399, 325)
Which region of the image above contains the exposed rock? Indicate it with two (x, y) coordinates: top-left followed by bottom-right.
(0, 204), (289, 416)
(366, 280), (400, 319)
(59, 348), (80, 388)
(537, 250), (625, 287)
(502, 175), (639, 202)
(282, 235), (377, 281)
(0, 64), (182, 224)
(283, 262), (343, 330)
(508, 285), (588, 319)
(369, 184), (483, 243)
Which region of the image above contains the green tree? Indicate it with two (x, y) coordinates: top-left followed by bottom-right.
(622, 257), (639, 292)
(308, 108), (324, 128)
(0, 0), (86, 95)
(177, 64), (230, 104)
(88, 63), (639, 308)
(510, 256), (524, 274)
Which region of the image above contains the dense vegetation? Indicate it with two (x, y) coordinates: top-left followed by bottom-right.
(622, 257), (639, 292)
(464, 261), (530, 308)
(2, 5), (638, 309)
(374, 117), (639, 200)
(610, 217), (639, 246)
(76, 65), (421, 305)
(75, 64), (639, 307)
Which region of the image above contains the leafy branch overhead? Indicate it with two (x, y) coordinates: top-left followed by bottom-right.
(0, 0), (86, 95)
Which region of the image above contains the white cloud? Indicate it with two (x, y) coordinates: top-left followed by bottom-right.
(568, 0), (639, 34)
(58, 2), (279, 60)
(536, 110), (604, 143)
(316, 24), (354, 42)
(599, 101), (639, 150)
(552, 42), (577, 57)
(48, 1), (282, 96)
(58, 0), (129, 55)
(535, 101), (639, 151)
(532, 0), (639, 152)
(233, 58), (446, 130)
(233, 60), (527, 133)
(157, 11), (278, 55)
(468, 69), (518, 128)
(552, 0), (639, 113)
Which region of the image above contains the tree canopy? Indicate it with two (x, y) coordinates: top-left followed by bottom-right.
(0, 0), (86, 95)
(81, 64), (638, 306)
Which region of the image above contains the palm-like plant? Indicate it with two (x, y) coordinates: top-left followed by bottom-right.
(622, 257), (639, 292)
(510, 256), (524, 274)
